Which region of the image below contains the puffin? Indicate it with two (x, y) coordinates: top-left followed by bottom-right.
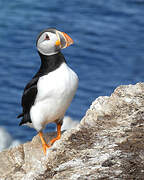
(17, 28), (78, 154)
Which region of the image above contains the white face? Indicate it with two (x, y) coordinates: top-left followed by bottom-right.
(37, 32), (60, 56)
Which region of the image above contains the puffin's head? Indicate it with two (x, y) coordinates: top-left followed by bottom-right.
(36, 28), (74, 56)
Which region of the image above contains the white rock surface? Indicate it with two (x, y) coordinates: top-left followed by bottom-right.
(0, 83), (144, 180)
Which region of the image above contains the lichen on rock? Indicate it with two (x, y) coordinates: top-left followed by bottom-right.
(0, 83), (144, 180)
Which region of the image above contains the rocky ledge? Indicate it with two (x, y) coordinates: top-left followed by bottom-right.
(0, 83), (144, 180)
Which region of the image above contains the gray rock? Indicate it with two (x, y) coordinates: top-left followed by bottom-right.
(0, 83), (144, 180)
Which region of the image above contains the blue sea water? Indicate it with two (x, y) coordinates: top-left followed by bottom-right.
(0, 0), (144, 142)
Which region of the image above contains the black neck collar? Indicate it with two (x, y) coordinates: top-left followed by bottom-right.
(34, 51), (66, 78)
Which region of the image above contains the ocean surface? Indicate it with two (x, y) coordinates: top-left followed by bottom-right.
(0, 0), (144, 143)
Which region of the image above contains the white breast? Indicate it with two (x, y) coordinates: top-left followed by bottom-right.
(30, 62), (78, 131)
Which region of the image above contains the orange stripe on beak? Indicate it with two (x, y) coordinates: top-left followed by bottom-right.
(61, 32), (74, 47)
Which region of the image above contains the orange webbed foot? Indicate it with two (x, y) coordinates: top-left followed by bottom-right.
(39, 131), (50, 155)
(38, 123), (61, 155)
(50, 123), (61, 145)
(42, 143), (51, 155)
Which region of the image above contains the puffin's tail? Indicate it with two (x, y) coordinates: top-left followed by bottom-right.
(19, 118), (25, 126)
(18, 113), (32, 126)
(17, 113), (24, 119)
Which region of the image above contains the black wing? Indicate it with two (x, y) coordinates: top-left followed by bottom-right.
(17, 77), (39, 125)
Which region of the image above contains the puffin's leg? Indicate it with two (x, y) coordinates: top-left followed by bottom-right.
(38, 131), (50, 155)
(50, 123), (61, 145)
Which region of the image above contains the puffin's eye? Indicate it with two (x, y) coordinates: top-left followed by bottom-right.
(45, 34), (50, 40)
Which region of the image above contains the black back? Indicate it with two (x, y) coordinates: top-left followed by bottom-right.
(18, 51), (66, 125)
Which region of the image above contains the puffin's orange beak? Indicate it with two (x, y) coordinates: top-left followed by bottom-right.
(56, 31), (74, 49)
(61, 32), (74, 48)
